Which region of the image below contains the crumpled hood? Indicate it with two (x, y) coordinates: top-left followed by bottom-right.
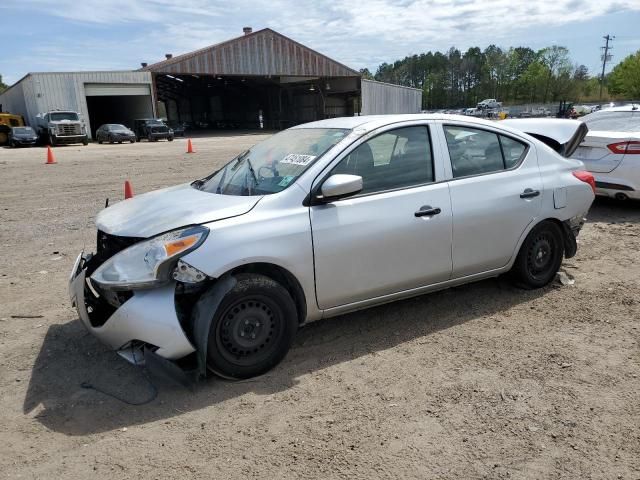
(96, 183), (262, 238)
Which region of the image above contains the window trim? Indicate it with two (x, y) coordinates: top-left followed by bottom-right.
(442, 123), (530, 181)
(310, 125), (436, 204)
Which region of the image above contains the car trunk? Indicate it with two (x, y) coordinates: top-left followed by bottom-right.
(500, 119), (588, 158)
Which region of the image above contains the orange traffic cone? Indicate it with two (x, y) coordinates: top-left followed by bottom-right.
(46, 146), (57, 164)
(186, 138), (195, 153)
(124, 180), (134, 199)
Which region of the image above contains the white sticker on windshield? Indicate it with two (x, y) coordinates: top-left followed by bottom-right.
(280, 154), (316, 166)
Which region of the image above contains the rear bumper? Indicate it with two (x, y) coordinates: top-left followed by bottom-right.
(593, 175), (639, 199)
(69, 252), (196, 362)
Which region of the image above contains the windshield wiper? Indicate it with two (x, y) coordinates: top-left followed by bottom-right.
(246, 158), (259, 187)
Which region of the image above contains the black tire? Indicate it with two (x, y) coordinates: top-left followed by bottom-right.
(148, 133), (154, 142)
(109, 135), (114, 144)
(511, 221), (564, 289)
(130, 139), (135, 143)
(82, 136), (89, 146)
(167, 136), (174, 142)
(206, 274), (298, 379)
(50, 135), (57, 147)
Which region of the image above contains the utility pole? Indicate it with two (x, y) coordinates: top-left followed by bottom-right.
(599, 34), (614, 102)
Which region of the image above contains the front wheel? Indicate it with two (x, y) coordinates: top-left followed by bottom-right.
(206, 274), (298, 379)
(511, 221), (564, 289)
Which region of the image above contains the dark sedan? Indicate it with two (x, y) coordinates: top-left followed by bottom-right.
(9, 126), (38, 147)
(96, 124), (136, 144)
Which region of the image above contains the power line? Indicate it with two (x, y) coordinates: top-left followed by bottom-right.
(599, 34), (615, 102)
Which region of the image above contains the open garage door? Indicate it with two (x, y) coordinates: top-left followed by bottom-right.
(155, 74), (359, 132)
(84, 83), (153, 138)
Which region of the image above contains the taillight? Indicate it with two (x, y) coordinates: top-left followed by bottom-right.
(573, 170), (596, 193)
(607, 141), (640, 154)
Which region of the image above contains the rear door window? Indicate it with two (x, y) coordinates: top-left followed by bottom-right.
(444, 125), (527, 177)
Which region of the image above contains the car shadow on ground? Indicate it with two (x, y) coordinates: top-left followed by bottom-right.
(24, 276), (547, 436)
(588, 197), (640, 224)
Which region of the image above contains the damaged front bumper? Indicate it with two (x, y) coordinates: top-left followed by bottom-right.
(69, 252), (196, 364)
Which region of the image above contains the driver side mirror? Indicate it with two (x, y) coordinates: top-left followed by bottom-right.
(317, 174), (363, 203)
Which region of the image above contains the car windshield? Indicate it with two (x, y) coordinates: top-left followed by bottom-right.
(50, 112), (79, 121)
(195, 128), (350, 196)
(108, 124), (129, 131)
(582, 111), (640, 132)
(145, 119), (165, 125)
(13, 127), (34, 134)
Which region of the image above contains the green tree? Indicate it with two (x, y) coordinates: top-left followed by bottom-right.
(359, 68), (374, 80)
(608, 50), (640, 98)
(538, 46), (571, 103)
(0, 75), (8, 94)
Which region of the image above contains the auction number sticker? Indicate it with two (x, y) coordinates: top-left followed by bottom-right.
(280, 154), (316, 166)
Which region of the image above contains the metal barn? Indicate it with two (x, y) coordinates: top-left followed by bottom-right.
(0, 28), (421, 138)
(143, 27), (364, 129)
(0, 71), (154, 139)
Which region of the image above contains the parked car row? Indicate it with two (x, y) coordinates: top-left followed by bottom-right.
(5, 117), (182, 147)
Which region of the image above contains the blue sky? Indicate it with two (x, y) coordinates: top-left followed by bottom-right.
(1, 0), (639, 85)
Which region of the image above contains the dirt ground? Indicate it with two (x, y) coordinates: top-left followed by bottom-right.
(0, 134), (638, 479)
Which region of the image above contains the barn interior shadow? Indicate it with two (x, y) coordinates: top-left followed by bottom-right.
(24, 276), (549, 436)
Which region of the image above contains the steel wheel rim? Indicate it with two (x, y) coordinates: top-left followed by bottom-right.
(527, 233), (555, 279)
(215, 296), (283, 366)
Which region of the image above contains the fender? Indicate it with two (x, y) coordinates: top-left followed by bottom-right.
(190, 275), (237, 378)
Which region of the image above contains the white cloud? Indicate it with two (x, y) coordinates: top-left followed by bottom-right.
(2, 0), (640, 83)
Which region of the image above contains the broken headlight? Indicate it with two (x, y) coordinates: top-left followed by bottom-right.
(91, 225), (209, 290)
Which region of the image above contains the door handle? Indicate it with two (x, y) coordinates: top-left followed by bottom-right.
(415, 206), (441, 217)
(520, 188), (540, 199)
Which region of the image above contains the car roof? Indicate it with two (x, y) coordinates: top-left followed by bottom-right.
(599, 104), (639, 112)
(291, 113), (504, 132)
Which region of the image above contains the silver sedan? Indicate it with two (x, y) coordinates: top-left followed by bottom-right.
(69, 114), (595, 379)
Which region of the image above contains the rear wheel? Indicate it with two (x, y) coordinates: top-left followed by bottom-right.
(511, 221), (564, 289)
(206, 274), (298, 379)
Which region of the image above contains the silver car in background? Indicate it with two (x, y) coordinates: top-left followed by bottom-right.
(69, 114), (595, 379)
(571, 105), (640, 200)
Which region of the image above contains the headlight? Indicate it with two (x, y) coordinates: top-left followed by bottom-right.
(91, 225), (209, 290)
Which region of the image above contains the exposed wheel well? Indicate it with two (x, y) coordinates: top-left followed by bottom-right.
(229, 263), (307, 323)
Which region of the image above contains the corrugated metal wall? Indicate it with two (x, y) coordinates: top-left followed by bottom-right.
(0, 79), (27, 119)
(145, 29), (359, 78)
(0, 71), (152, 138)
(361, 79), (422, 115)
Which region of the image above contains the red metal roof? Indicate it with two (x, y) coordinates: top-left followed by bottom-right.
(141, 28), (359, 77)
